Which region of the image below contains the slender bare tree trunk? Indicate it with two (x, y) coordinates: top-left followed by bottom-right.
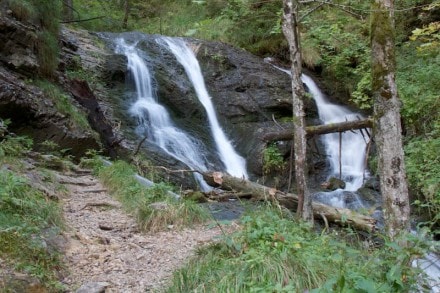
(122, 0), (130, 29)
(371, 0), (410, 239)
(282, 0), (313, 222)
(63, 0), (73, 22)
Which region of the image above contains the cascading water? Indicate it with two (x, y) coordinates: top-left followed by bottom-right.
(301, 75), (369, 191)
(272, 63), (370, 209)
(115, 39), (211, 191)
(301, 75), (370, 209)
(159, 37), (248, 179)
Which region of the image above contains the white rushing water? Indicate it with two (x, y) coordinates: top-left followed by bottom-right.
(160, 37), (248, 179)
(115, 39), (211, 191)
(303, 74), (370, 208)
(273, 64), (369, 208)
(301, 75), (370, 192)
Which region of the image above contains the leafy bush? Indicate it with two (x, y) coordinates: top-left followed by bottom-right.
(167, 205), (428, 292)
(406, 137), (440, 233)
(7, 0), (36, 21)
(263, 143), (285, 175)
(397, 43), (440, 231)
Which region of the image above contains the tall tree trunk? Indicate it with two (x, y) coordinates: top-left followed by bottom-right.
(282, 0), (313, 223)
(122, 0), (130, 29)
(63, 0), (73, 22)
(371, 0), (410, 239)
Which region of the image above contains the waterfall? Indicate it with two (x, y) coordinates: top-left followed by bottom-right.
(272, 64), (370, 208)
(301, 75), (369, 191)
(159, 37), (248, 179)
(302, 75), (370, 209)
(115, 39), (211, 191)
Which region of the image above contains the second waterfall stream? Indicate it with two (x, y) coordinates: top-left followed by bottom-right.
(159, 37), (248, 179)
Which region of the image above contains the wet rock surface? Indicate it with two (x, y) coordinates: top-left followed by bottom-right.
(95, 32), (321, 185)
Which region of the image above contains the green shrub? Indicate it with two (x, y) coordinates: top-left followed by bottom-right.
(0, 135), (32, 158)
(263, 143), (285, 175)
(37, 31), (59, 77)
(406, 137), (440, 234)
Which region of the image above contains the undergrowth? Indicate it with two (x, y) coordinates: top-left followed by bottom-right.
(0, 129), (64, 290)
(34, 79), (92, 132)
(84, 158), (209, 232)
(167, 204), (431, 292)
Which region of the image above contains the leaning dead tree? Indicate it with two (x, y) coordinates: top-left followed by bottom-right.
(203, 172), (376, 232)
(263, 118), (373, 142)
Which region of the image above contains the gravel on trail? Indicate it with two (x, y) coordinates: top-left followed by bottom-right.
(60, 171), (237, 292)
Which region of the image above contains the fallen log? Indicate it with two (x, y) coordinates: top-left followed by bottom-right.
(263, 118), (373, 142)
(202, 172), (376, 232)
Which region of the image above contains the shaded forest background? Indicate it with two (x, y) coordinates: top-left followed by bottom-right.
(1, 0), (439, 291)
(5, 0), (439, 239)
(57, 0), (439, 230)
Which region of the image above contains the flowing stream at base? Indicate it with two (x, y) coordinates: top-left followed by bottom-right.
(115, 39), (211, 191)
(159, 37), (248, 179)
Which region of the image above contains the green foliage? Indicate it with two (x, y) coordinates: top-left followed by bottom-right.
(0, 169), (64, 289)
(167, 205), (427, 292)
(303, 8), (370, 97)
(96, 160), (209, 232)
(33, 0), (60, 35)
(34, 80), (92, 131)
(396, 41), (440, 231)
(263, 143), (284, 175)
(406, 138), (440, 233)
(0, 120), (33, 160)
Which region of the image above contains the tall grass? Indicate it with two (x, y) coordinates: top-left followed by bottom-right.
(95, 160), (209, 232)
(0, 167), (64, 290)
(167, 204), (427, 292)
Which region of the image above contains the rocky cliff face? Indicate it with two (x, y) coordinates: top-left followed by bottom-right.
(0, 11), (100, 156)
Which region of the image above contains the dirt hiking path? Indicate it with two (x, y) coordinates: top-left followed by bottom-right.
(59, 169), (233, 292)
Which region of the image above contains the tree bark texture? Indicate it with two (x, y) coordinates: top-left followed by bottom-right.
(282, 0), (313, 222)
(122, 0), (130, 29)
(203, 172), (376, 232)
(371, 0), (410, 239)
(262, 118), (373, 142)
(63, 0), (74, 22)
